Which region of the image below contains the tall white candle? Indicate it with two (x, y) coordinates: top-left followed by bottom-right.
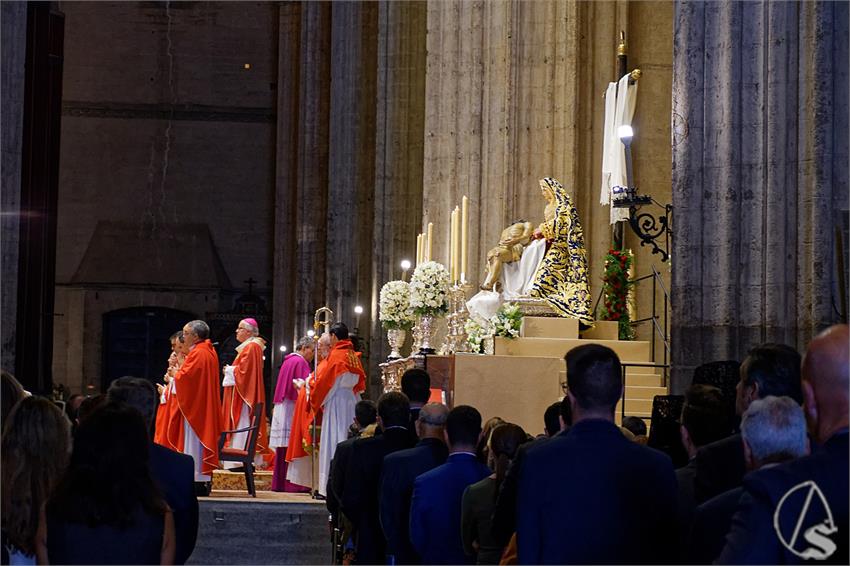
(427, 222), (433, 262)
(461, 196), (468, 282)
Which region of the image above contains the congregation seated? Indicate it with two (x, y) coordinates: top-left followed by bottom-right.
(689, 395), (808, 564)
(38, 402), (176, 565)
(379, 402), (450, 564)
(694, 343), (802, 503)
(622, 415), (648, 445)
(410, 405), (492, 565)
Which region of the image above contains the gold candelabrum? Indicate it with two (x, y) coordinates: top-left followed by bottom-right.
(441, 282), (472, 355)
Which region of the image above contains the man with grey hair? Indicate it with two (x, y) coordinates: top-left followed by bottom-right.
(161, 319), (222, 488)
(380, 403), (450, 564)
(270, 336), (315, 492)
(689, 396), (809, 563)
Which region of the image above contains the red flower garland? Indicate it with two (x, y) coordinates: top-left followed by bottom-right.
(600, 248), (634, 340)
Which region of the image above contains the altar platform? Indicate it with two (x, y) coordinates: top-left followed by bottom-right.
(190, 473), (328, 565)
(381, 316), (667, 435)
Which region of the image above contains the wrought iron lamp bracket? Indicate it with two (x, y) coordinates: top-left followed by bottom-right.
(612, 186), (672, 262)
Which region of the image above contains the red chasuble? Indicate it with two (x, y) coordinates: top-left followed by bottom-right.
(309, 340), (366, 414)
(221, 337), (269, 455)
(285, 361), (324, 463)
(167, 339), (222, 476)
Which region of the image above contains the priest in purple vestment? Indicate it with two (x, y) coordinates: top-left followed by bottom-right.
(269, 336), (314, 492)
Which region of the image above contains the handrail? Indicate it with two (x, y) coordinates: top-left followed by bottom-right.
(620, 361), (670, 422)
(594, 263), (671, 385)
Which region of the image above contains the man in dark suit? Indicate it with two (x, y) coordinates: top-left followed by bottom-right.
(379, 402), (449, 564)
(694, 344), (802, 503)
(107, 377), (198, 565)
(491, 396), (570, 547)
(516, 344), (678, 564)
(718, 325), (848, 564)
(410, 405), (491, 565)
(327, 399), (377, 562)
(688, 395), (808, 563)
(401, 368), (431, 440)
(341, 392), (416, 565)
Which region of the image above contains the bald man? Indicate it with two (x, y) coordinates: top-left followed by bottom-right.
(718, 325), (848, 564)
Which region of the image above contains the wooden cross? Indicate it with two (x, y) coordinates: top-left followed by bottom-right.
(244, 277), (256, 295)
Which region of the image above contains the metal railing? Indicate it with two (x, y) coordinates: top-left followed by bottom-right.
(594, 263), (671, 387)
(619, 361), (670, 423)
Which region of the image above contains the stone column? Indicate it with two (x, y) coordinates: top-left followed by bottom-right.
(368, 1), (427, 385)
(671, 0), (849, 391)
(326, 1), (379, 349)
(0, 3), (27, 372)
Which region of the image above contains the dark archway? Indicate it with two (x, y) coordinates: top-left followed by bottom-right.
(102, 307), (196, 391)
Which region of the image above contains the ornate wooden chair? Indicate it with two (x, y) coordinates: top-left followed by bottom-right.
(218, 402), (263, 497)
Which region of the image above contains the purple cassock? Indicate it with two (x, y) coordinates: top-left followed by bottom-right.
(270, 352), (312, 492)
(273, 353), (311, 404)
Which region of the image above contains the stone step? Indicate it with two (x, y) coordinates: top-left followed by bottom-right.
(580, 320), (620, 340)
(495, 336), (651, 361)
(520, 316), (579, 339)
(624, 385), (668, 399)
(617, 397), (654, 414)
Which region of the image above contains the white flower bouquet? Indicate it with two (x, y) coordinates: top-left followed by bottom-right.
(379, 280), (414, 330)
(465, 317), (493, 353)
(491, 303), (522, 339)
(409, 261), (450, 317)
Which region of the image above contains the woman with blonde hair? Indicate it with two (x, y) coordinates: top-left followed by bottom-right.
(1, 396), (71, 564)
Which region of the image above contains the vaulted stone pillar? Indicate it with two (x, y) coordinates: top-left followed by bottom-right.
(671, 0), (849, 391)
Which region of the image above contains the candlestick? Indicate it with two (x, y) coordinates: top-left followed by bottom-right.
(452, 206), (460, 282)
(461, 196), (468, 282)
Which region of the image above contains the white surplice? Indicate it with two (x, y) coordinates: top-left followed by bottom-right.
(600, 73), (638, 224)
(316, 372), (361, 497)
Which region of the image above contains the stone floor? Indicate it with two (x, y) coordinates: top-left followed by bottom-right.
(188, 491), (330, 565)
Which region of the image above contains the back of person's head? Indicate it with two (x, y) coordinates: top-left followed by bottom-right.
(801, 324), (849, 444)
(401, 369), (431, 405)
(489, 423), (529, 488)
(417, 402), (449, 434)
(1, 371), (25, 430)
(296, 336), (313, 351)
(559, 397), (572, 429)
(741, 396), (808, 468)
(477, 416), (505, 462)
(543, 402), (561, 436)
(107, 377), (157, 436)
(48, 402), (166, 528)
(446, 405), (482, 449)
(354, 399), (378, 428)
(681, 384), (730, 448)
(1, 396), (71, 555)
(329, 322), (349, 341)
(622, 416), (647, 437)
(740, 344), (803, 405)
(76, 394), (107, 425)
(377, 392), (410, 429)
(565, 345), (622, 412)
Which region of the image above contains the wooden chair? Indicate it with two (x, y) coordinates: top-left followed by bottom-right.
(218, 402), (263, 497)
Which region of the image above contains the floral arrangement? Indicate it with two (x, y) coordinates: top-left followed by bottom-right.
(599, 248), (635, 340)
(465, 317), (492, 353)
(379, 280), (414, 330)
(465, 303), (522, 353)
(491, 303), (522, 339)
(409, 261), (450, 316)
